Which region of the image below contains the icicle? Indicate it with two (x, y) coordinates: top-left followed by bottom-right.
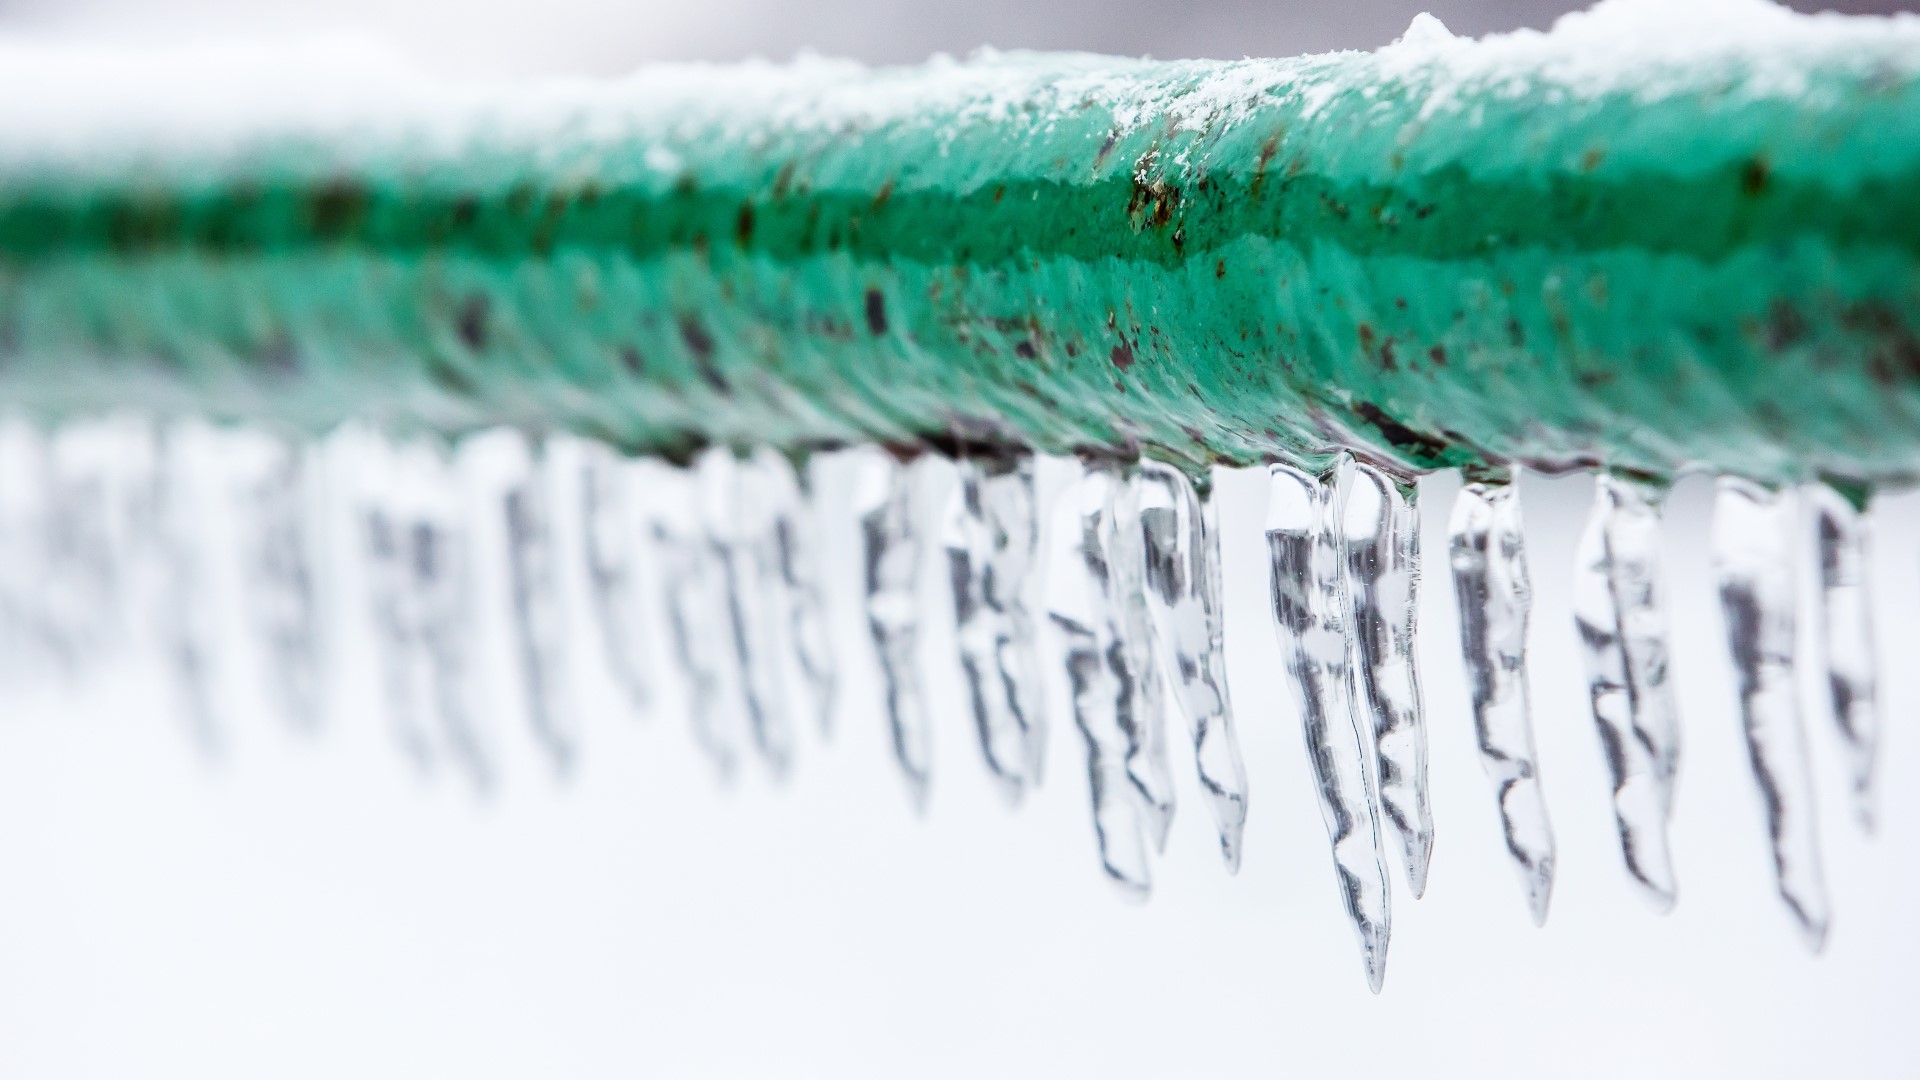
(1265, 458), (1392, 993)
(580, 446), (652, 714)
(39, 423), (124, 678)
(944, 451), (1047, 802)
(699, 447), (795, 777)
(1046, 459), (1155, 898)
(652, 459), (748, 778)
(1448, 469), (1555, 925)
(1340, 459), (1435, 898)
(1572, 472), (1680, 910)
(1805, 483), (1880, 832)
(1137, 460), (1248, 871)
(505, 456), (576, 776)
(1713, 478), (1831, 950)
(363, 440), (491, 789)
(239, 439), (324, 731)
(152, 428), (222, 752)
(754, 447), (836, 737)
(854, 451), (931, 804)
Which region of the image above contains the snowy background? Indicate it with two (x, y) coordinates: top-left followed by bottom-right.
(0, 2), (1918, 1078)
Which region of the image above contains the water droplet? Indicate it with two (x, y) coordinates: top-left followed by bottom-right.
(1448, 469), (1554, 925)
(1573, 471), (1679, 911)
(1340, 458), (1435, 898)
(1137, 460), (1248, 871)
(1265, 457), (1391, 992)
(1713, 477), (1830, 951)
(943, 450), (1046, 802)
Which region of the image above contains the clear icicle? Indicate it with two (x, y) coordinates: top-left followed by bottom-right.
(1713, 478), (1831, 951)
(152, 430), (222, 752)
(699, 447), (795, 777)
(1340, 459), (1435, 898)
(1117, 468), (1177, 851)
(855, 452), (931, 805)
(944, 451), (1047, 802)
(505, 459), (576, 775)
(1805, 483), (1880, 832)
(1047, 459), (1155, 898)
(363, 442), (491, 789)
(1266, 459), (1392, 992)
(40, 423), (124, 677)
(1573, 472), (1680, 911)
(1137, 461), (1249, 871)
(652, 461), (748, 779)
(755, 447), (836, 737)
(580, 447), (652, 713)
(240, 440), (324, 731)
(1448, 470), (1555, 925)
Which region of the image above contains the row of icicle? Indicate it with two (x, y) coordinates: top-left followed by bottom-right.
(0, 416), (1880, 991)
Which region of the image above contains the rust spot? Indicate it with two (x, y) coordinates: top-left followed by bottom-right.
(1766, 299), (1808, 350)
(451, 196), (479, 228)
(620, 345), (645, 375)
(1580, 147), (1606, 171)
(1094, 129), (1120, 166)
(864, 288), (888, 336)
(1428, 345), (1448, 367)
(1215, 259), (1226, 279)
(735, 204), (755, 246)
(1014, 340), (1037, 360)
(679, 316), (715, 359)
(1742, 156), (1771, 196)
(308, 179), (369, 239)
(873, 179), (894, 207)
(456, 295), (489, 351)
(993, 184), (1006, 203)
(1354, 402), (1450, 461)
(1110, 341), (1135, 372)
(1357, 324), (1376, 351)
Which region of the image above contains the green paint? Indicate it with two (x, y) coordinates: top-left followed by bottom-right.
(1, 41), (1918, 486)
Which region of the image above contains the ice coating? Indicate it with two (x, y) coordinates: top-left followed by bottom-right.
(505, 459), (577, 775)
(699, 447), (796, 777)
(1448, 472), (1554, 925)
(755, 447), (836, 738)
(362, 441), (491, 789)
(238, 438), (325, 731)
(1265, 459), (1392, 993)
(1046, 459), (1155, 898)
(1572, 472), (1680, 910)
(944, 451), (1047, 802)
(854, 451), (931, 805)
(1713, 478), (1830, 950)
(1136, 461), (1249, 871)
(580, 445), (652, 714)
(652, 460), (748, 779)
(1805, 483), (1880, 832)
(1340, 458), (1435, 898)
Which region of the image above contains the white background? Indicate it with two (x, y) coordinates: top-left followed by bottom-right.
(0, 448), (1916, 1077)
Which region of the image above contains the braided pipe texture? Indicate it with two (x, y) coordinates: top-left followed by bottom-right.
(0, 0), (1917, 486)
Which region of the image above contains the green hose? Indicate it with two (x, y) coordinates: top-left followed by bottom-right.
(0, 1), (1917, 487)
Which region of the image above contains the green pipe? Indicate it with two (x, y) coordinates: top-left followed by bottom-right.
(0, 2), (1917, 486)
